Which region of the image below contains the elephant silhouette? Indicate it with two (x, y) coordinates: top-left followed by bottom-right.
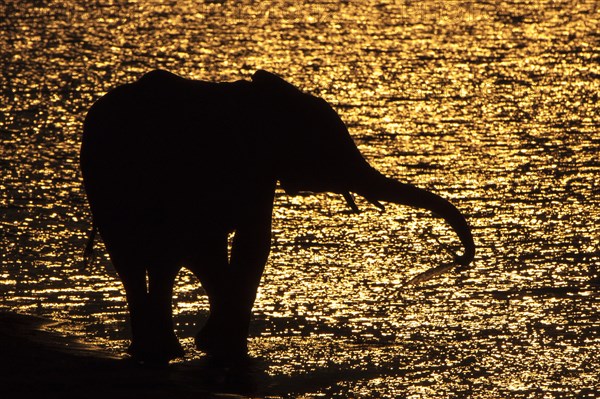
(80, 69), (475, 363)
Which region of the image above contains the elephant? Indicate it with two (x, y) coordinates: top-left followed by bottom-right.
(80, 69), (475, 363)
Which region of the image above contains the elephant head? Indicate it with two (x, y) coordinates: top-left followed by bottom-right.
(251, 70), (475, 266)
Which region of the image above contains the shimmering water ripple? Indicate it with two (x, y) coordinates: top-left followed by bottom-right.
(1, 1), (598, 397)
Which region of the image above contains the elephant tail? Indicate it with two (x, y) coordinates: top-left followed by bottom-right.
(82, 223), (97, 268)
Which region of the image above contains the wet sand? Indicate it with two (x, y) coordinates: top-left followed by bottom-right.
(2, 312), (406, 398)
(0, 312), (255, 399)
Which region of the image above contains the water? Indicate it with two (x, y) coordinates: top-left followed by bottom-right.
(1, 1), (599, 397)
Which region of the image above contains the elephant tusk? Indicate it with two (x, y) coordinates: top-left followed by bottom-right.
(82, 223), (98, 268)
(343, 192), (360, 213)
(366, 198), (386, 212)
(343, 193), (385, 213)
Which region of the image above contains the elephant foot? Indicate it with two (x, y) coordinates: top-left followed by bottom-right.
(195, 325), (248, 360)
(127, 335), (185, 365)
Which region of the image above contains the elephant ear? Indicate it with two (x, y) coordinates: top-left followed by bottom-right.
(252, 70), (302, 97)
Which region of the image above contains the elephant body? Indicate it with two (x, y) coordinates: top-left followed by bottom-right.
(81, 70), (474, 363)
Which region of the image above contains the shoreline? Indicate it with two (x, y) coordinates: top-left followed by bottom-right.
(0, 312), (258, 398)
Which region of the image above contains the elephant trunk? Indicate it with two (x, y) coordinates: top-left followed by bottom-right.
(355, 168), (475, 266)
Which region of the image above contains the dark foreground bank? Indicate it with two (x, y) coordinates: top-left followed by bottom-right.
(0, 312), (263, 399)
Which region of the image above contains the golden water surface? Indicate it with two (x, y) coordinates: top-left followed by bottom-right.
(1, 1), (599, 397)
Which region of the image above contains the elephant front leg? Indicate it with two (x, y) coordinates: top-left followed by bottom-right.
(195, 291), (255, 359)
(187, 235), (241, 357)
(193, 187), (274, 359)
(189, 252), (258, 358)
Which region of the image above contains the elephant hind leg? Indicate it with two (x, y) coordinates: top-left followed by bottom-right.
(106, 250), (148, 358)
(144, 266), (185, 362)
(106, 246), (184, 364)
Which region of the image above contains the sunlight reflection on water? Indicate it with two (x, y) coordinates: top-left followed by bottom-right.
(1, 1), (599, 397)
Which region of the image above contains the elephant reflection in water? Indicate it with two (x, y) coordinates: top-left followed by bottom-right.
(80, 69), (475, 363)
